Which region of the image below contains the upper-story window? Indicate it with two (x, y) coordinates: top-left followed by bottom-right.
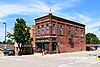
(37, 26), (40, 35)
(80, 29), (85, 38)
(60, 25), (63, 35)
(67, 27), (71, 38)
(42, 25), (44, 35)
(46, 24), (49, 34)
(52, 24), (55, 34)
(75, 28), (79, 38)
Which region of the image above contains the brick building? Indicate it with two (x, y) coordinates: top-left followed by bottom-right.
(30, 25), (35, 46)
(29, 25), (36, 52)
(35, 12), (86, 54)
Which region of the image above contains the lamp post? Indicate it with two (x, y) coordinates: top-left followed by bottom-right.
(3, 22), (6, 44)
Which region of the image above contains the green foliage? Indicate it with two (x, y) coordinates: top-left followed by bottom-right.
(13, 18), (30, 45)
(7, 18), (31, 54)
(7, 32), (14, 40)
(6, 39), (14, 45)
(24, 27), (31, 45)
(7, 18), (31, 45)
(86, 33), (100, 44)
(2, 41), (6, 44)
(14, 18), (26, 44)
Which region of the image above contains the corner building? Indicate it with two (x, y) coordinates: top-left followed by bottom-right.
(35, 13), (86, 54)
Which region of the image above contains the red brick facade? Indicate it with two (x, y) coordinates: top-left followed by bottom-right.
(35, 13), (86, 54)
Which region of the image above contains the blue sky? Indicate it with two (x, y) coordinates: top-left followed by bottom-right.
(0, 0), (100, 41)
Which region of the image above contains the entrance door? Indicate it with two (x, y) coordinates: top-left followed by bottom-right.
(52, 42), (57, 52)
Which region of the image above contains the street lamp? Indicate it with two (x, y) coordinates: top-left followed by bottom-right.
(3, 22), (7, 44)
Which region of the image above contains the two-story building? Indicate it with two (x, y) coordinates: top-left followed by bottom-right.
(35, 12), (86, 54)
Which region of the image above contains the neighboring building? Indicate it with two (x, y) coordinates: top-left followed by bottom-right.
(29, 25), (36, 53)
(35, 11), (86, 54)
(29, 25), (36, 47)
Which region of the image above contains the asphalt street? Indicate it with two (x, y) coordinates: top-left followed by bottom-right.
(0, 51), (100, 67)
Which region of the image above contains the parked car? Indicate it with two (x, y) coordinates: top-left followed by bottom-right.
(3, 49), (15, 56)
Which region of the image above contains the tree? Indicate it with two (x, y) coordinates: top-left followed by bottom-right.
(7, 18), (31, 55)
(2, 41), (6, 44)
(86, 33), (100, 44)
(6, 39), (14, 45)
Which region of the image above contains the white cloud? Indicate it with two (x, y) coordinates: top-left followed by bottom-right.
(0, 0), (100, 40)
(75, 13), (92, 23)
(86, 22), (100, 29)
(0, 4), (28, 18)
(0, 0), (81, 18)
(86, 27), (100, 39)
(56, 13), (92, 25)
(0, 19), (5, 22)
(49, 0), (81, 12)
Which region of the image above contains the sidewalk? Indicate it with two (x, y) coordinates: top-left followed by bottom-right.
(31, 51), (87, 57)
(33, 51), (100, 56)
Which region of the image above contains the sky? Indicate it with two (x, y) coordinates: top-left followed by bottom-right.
(0, 0), (100, 42)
